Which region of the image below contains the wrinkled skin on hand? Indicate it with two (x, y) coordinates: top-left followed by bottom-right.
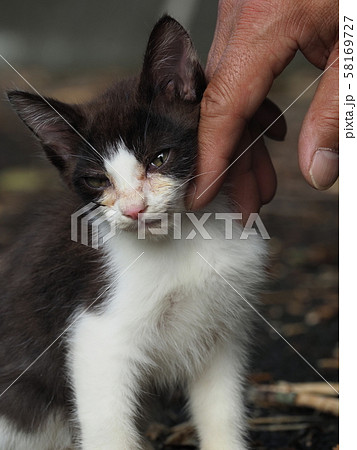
(189, 0), (338, 222)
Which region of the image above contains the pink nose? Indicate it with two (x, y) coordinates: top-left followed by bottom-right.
(122, 205), (146, 220)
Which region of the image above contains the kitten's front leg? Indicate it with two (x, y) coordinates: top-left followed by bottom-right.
(70, 313), (143, 450)
(189, 341), (248, 450)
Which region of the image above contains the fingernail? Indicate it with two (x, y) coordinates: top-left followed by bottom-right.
(309, 148), (339, 190)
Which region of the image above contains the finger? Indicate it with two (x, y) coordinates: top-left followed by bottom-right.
(253, 98), (287, 141)
(226, 147), (261, 225)
(252, 140), (277, 205)
(230, 170), (261, 225)
(190, 0), (300, 210)
(223, 129), (260, 217)
(298, 44), (339, 190)
(187, 99), (247, 210)
(206, 0), (240, 79)
(227, 129), (276, 218)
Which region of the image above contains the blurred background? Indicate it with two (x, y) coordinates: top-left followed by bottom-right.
(0, 1), (338, 448)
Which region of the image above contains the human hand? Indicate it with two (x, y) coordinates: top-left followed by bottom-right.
(189, 0), (339, 221)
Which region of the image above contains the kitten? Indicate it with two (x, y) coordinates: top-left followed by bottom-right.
(1, 16), (266, 450)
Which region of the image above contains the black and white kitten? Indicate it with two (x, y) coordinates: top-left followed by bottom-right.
(1, 16), (266, 450)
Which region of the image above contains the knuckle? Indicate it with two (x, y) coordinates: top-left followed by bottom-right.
(200, 82), (232, 118)
(311, 103), (339, 136)
(319, 113), (339, 134)
(200, 80), (247, 125)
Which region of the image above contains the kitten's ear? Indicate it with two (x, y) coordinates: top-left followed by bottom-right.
(139, 15), (206, 103)
(7, 90), (83, 173)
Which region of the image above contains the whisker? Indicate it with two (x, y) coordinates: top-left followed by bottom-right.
(173, 170), (217, 193)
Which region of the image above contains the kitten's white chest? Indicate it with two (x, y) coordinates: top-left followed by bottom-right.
(69, 208), (265, 449)
(94, 214), (265, 379)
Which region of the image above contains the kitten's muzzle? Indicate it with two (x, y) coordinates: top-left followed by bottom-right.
(122, 205), (147, 220)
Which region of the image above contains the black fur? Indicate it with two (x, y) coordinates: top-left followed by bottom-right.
(1, 16), (206, 436)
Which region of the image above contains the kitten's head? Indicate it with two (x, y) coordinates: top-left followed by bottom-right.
(7, 16), (206, 232)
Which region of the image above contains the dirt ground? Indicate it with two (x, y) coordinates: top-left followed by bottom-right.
(0, 62), (338, 449)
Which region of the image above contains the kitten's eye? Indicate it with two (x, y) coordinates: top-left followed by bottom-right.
(150, 150), (170, 169)
(84, 177), (110, 189)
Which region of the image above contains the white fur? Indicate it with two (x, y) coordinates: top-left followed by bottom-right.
(68, 148), (266, 450)
(0, 413), (72, 450)
(106, 145), (144, 194)
(2, 148), (265, 449)
(103, 144), (183, 232)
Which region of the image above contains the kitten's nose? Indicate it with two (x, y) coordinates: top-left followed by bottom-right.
(122, 205), (147, 220)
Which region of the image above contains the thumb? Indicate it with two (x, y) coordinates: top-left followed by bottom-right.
(298, 45), (339, 190)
